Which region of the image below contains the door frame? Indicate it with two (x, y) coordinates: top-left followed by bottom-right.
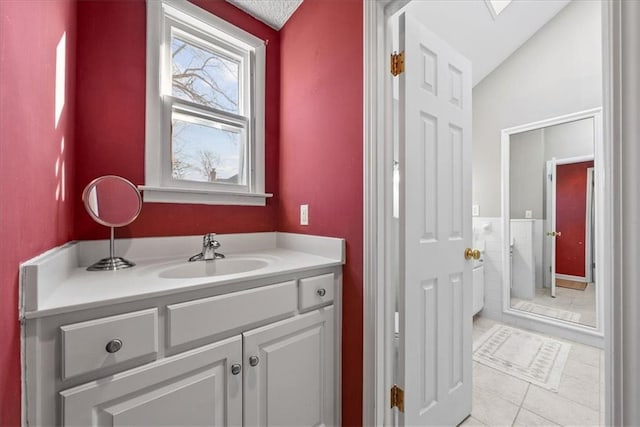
(501, 111), (601, 337)
(585, 166), (595, 283)
(363, 1), (408, 425)
(363, 1), (625, 425)
(547, 155), (596, 286)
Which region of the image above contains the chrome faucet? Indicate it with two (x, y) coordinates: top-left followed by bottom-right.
(188, 233), (225, 262)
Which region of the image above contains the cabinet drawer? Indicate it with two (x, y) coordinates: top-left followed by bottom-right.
(167, 281), (297, 348)
(60, 308), (158, 380)
(299, 273), (335, 311)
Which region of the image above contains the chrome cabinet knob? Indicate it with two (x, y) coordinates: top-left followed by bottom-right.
(317, 288), (327, 297)
(231, 364), (242, 375)
(105, 339), (123, 354)
(249, 356), (259, 367)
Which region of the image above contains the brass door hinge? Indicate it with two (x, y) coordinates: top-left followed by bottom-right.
(391, 51), (405, 76)
(390, 384), (404, 412)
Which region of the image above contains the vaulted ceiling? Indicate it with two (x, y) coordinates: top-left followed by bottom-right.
(225, 0), (571, 87)
(403, 0), (571, 86)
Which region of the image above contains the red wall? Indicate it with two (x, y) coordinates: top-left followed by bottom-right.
(74, 0), (280, 240)
(0, 1), (77, 424)
(279, 0), (363, 424)
(1, 1), (364, 424)
(556, 161), (594, 277)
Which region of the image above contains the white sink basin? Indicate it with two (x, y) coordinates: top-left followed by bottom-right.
(159, 258), (269, 279)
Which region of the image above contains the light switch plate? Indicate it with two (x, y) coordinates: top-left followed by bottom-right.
(525, 210), (532, 219)
(300, 204), (309, 225)
(472, 205), (480, 216)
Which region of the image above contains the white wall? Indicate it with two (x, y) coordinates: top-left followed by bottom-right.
(473, 0), (602, 217)
(544, 117), (595, 160)
(510, 129), (544, 219)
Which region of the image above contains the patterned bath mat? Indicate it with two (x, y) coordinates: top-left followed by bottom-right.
(473, 325), (571, 392)
(513, 300), (581, 323)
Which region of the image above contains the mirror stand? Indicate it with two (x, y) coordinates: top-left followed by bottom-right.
(82, 175), (142, 272)
(87, 226), (136, 271)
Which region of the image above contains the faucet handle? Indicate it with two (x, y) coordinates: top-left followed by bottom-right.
(203, 233), (221, 249)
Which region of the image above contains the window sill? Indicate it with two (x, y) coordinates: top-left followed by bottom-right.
(138, 185), (273, 206)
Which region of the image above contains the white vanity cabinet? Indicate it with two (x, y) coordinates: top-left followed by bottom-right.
(243, 306), (334, 426)
(60, 336), (243, 426)
(23, 271), (340, 427)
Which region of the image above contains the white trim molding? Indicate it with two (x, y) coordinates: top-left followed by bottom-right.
(610, 0), (640, 424)
(362, 1), (409, 425)
(144, 0), (268, 206)
(555, 273), (588, 283)
(363, 2), (386, 425)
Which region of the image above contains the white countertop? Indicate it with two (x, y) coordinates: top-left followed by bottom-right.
(20, 232), (345, 319)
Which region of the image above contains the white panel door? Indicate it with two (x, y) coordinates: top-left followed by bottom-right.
(546, 159), (558, 297)
(60, 337), (242, 427)
(243, 307), (334, 427)
(398, 6), (473, 426)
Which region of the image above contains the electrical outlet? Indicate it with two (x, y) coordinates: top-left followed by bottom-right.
(300, 204), (309, 225)
(472, 205), (480, 216)
(525, 210), (532, 219)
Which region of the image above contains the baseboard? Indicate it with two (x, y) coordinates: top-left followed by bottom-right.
(556, 273), (587, 283)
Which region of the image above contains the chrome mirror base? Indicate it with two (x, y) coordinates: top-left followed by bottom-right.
(87, 256), (136, 271)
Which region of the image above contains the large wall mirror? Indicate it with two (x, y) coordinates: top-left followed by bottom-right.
(502, 109), (602, 329)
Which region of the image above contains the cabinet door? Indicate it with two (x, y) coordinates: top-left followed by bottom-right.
(243, 306), (334, 427)
(60, 336), (242, 427)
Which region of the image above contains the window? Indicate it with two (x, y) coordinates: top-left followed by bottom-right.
(143, 0), (269, 205)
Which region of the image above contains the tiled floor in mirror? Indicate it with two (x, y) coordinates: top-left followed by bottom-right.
(462, 316), (604, 427)
(510, 283), (597, 328)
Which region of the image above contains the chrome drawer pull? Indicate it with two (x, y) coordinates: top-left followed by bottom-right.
(105, 339), (123, 354)
(231, 364), (242, 375)
(317, 288), (327, 297)
(249, 356), (259, 367)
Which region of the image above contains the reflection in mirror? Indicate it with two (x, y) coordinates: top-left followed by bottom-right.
(84, 176), (143, 227)
(82, 175), (142, 271)
(507, 116), (596, 327)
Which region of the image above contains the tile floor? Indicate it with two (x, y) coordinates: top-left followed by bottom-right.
(510, 282), (597, 327)
(463, 316), (603, 426)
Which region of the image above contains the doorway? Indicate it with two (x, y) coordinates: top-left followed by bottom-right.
(362, 0), (615, 425)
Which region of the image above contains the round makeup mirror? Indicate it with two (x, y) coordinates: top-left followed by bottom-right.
(82, 175), (142, 271)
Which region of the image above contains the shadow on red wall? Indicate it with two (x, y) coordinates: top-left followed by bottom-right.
(0, 1), (77, 425)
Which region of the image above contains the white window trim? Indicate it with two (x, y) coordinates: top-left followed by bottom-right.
(143, 0), (270, 206)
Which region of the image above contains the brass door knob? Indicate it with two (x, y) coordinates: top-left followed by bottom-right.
(546, 231), (562, 237)
(464, 248), (481, 260)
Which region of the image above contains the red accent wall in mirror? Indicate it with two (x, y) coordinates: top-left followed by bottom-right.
(555, 160), (594, 278)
